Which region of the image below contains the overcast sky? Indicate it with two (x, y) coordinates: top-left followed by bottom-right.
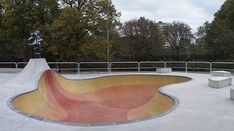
(111, 0), (225, 31)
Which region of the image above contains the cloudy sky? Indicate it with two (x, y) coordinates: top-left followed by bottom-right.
(111, 0), (225, 31)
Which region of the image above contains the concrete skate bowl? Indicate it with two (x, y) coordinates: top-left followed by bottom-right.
(11, 70), (190, 126)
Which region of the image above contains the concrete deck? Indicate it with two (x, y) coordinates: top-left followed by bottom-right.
(1, 72), (234, 131)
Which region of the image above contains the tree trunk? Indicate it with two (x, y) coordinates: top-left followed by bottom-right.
(176, 49), (180, 61)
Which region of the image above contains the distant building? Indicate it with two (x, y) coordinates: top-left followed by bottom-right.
(158, 21), (170, 28)
(158, 21), (170, 48)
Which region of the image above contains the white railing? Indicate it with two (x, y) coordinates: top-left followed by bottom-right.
(165, 61), (187, 72)
(0, 62), (18, 68)
(17, 62), (79, 73)
(48, 62), (79, 73)
(139, 61), (165, 72)
(186, 61), (212, 72)
(211, 62), (234, 72)
(110, 62), (139, 72)
(0, 62), (19, 73)
(78, 62), (109, 73)
(1, 61), (234, 74)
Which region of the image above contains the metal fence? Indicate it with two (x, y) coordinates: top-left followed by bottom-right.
(139, 61), (165, 72)
(0, 62), (18, 68)
(1, 61), (234, 73)
(78, 62), (109, 73)
(110, 62), (139, 72)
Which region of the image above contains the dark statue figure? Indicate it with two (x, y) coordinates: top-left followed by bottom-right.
(27, 31), (43, 58)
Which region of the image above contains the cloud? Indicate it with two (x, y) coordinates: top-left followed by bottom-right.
(112, 0), (225, 31)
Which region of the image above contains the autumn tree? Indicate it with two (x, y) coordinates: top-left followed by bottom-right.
(49, 0), (120, 61)
(164, 21), (193, 61)
(0, 0), (59, 60)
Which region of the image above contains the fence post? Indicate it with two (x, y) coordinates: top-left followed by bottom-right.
(15, 62), (18, 69)
(109, 62), (112, 73)
(107, 62), (111, 73)
(138, 62), (141, 72)
(185, 62), (188, 73)
(164, 62), (167, 68)
(210, 62), (212, 72)
(76, 62), (79, 74)
(78, 63), (81, 74)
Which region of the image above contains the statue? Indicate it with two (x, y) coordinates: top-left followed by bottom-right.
(27, 31), (43, 58)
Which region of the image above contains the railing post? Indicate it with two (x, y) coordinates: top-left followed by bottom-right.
(210, 62), (212, 72)
(107, 62), (111, 73)
(15, 62), (18, 69)
(185, 62), (188, 73)
(78, 63), (81, 74)
(164, 61), (167, 68)
(109, 62), (112, 73)
(138, 62), (141, 72)
(76, 62), (79, 74)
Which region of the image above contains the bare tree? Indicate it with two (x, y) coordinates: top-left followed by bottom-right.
(121, 17), (163, 61)
(164, 21), (193, 61)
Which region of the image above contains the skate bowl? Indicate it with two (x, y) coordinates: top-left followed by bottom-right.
(11, 70), (191, 126)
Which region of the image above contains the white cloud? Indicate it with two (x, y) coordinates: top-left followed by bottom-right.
(112, 0), (225, 31)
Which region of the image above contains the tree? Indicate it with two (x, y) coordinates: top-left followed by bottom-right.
(118, 17), (163, 61)
(198, 0), (234, 61)
(0, 0), (59, 60)
(60, 0), (88, 10)
(164, 21), (193, 61)
(79, 37), (108, 61)
(48, 7), (87, 61)
(0, 1), (7, 59)
(214, 0), (234, 30)
(208, 0), (234, 61)
(49, 0), (120, 61)
(191, 22), (211, 60)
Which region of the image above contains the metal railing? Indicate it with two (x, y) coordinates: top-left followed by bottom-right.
(17, 62), (28, 68)
(0, 62), (18, 68)
(1, 61), (234, 74)
(0, 62), (19, 73)
(186, 61), (212, 72)
(16, 62), (79, 73)
(110, 62), (139, 72)
(48, 62), (79, 73)
(165, 61), (187, 72)
(78, 62), (110, 73)
(139, 61), (165, 72)
(211, 62), (234, 72)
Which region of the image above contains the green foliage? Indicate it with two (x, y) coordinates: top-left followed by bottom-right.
(214, 0), (234, 30)
(79, 37), (109, 61)
(47, 0), (120, 61)
(48, 7), (86, 60)
(0, 0), (121, 61)
(0, 0), (59, 59)
(198, 0), (234, 61)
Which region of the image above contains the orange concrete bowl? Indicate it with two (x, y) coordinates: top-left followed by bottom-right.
(10, 70), (190, 126)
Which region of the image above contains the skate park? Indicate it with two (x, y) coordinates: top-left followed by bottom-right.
(1, 0), (234, 130)
(1, 58), (234, 131)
